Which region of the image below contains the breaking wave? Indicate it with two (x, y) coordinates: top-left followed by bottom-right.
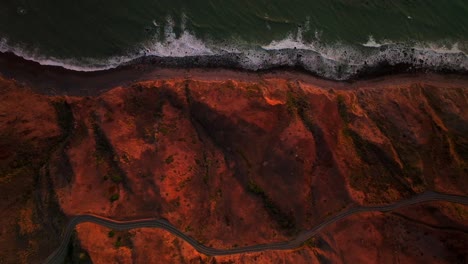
(1, 17), (467, 80)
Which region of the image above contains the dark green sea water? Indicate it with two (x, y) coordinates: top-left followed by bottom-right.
(1, 0), (467, 78)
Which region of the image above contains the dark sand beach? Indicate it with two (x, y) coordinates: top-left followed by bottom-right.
(1, 51), (468, 96)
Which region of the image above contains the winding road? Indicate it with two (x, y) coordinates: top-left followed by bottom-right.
(44, 191), (468, 264)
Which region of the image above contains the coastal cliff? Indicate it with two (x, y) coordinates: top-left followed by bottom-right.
(0, 75), (466, 263)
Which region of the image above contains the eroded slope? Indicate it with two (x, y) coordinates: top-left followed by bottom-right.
(0, 76), (466, 263)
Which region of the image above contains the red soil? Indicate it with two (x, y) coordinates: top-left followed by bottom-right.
(0, 74), (466, 263)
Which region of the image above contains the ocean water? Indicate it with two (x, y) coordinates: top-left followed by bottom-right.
(0, 0), (467, 79)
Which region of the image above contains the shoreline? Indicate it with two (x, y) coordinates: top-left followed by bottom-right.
(1, 51), (468, 96)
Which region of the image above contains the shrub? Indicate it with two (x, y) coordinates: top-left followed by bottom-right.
(247, 180), (265, 195)
(110, 193), (119, 202)
(165, 155), (174, 164)
(286, 91), (309, 116)
(110, 173), (123, 183)
(303, 237), (316, 248)
(114, 237), (122, 248)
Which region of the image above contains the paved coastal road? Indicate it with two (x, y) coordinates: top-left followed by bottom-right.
(44, 191), (468, 264)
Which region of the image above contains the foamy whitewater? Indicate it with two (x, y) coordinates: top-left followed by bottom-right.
(1, 17), (467, 80)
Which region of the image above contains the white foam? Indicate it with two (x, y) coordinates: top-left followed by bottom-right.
(143, 16), (214, 57)
(263, 33), (311, 50)
(0, 16), (215, 71)
(262, 33), (364, 65)
(362, 36), (383, 47)
(1, 19), (468, 80)
(262, 19), (314, 50)
(0, 37), (125, 71)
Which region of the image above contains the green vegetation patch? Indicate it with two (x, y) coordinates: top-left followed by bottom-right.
(286, 91), (309, 116)
(303, 237), (316, 248)
(247, 180), (265, 195)
(286, 91), (315, 132)
(92, 121), (127, 187)
(114, 237), (122, 248)
(109, 193), (119, 202)
(109, 173), (123, 183)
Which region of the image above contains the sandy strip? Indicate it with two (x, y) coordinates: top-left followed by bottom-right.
(1, 51), (467, 96)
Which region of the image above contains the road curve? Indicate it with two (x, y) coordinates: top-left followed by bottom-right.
(44, 191), (468, 264)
